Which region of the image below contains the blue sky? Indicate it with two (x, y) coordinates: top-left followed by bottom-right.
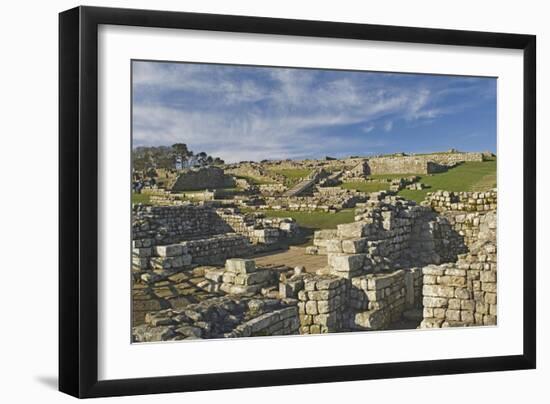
(132, 60), (496, 163)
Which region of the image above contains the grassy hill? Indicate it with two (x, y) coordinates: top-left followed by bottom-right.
(398, 160), (496, 202)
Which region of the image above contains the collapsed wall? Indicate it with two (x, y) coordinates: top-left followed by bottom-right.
(133, 191), (497, 340)
(419, 194), (497, 328)
(132, 204), (299, 269)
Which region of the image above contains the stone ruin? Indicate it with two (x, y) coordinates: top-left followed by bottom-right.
(132, 190), (497, 341)
(343, 151), (485, 179)
(171, 166), (235, 192)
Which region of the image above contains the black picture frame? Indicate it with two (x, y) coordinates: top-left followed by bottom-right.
(59, 5), (536, 398)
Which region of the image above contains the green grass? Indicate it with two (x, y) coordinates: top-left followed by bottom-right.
(246, 208), (356, 245)
(269, 168), (312, 186)
(131, 192), (151, 204)
(397, 160), (497, 203)
(341, 182), (392, 193)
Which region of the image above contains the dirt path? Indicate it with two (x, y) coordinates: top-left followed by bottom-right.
(252, 247), (327, 273)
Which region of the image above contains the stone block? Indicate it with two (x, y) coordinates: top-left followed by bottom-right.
(337, 221), (367, 238)
(225, 258), (257, 274)
(422, 266), (445, 276)
(243, 270), (273, 286)
(355, 309), (387, 330)
(481, 282), (497, 293)
(328, 254), (365, 273)
(423, 285), (455, 298)
(325, 240), (343, 253)
(420, 318), (443, 328)
(485, 292), (497, 305)
(423, 297), (448, 308)
(342, 238), (367, 253)
(305, 301), (318, 315)
(461, 311), (475, 323)
(446, 309), (461, 321)
(155, 244), (184, 257)
(437, 275), (466, 287)
(480, 271), (497, 282)
(461, 299), (476, 311)
(455, 288), (472, 300)
(133, 247), (152, 257)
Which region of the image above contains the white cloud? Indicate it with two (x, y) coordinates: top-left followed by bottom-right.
(131, 62), (473, 162)
(362, 125), (375, 133)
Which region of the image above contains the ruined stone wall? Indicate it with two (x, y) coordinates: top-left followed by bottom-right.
(215, 208), (299, 245)
(247, 188), (368, 213)
(366, 156), (447, 175)
(258, 183), (287, 195)
(420, 207), (497, 328)
(133, 295), (300, 342)
(132, 204), (231, 245)
(132, 205), (298, 267)
(423, 190), (497, 212)
(171, 167), (235, 191)
(362, 152), (483, 176)
(421, 152), (485, 165)
(350, 269), (422, 330)
(296, 275), (348, 334)
(133, 190), (498, 340)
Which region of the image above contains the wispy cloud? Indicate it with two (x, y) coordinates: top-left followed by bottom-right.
(132, 61), (496, 161)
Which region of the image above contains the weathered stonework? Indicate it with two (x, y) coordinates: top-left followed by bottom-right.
(422, 190), (497, 212)
(420, 208), (497, 328)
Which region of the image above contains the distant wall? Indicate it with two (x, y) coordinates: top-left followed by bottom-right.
(366, 156), (447, 175)
(364, 152), (484, 175)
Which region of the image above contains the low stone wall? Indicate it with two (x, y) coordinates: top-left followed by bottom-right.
(133, 204), (231, 244)
(420, 242), (497, 328)
(296, 275), (348, 334)
(216, 208), (299, 246)
(132, 243), (193, 272)
(351, 270), (410, 330)
(423, 190), (497, 212)
(132, 234), (252, 269)
(205, 259), (278, 296)
(182, 234), (252, 265)
(258, 183), (287, 195)
(420, 203), (497, 328)
(133, 204), (298, 252)
(247, 188), (368, 213)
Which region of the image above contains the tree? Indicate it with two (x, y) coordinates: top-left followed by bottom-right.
(172, 143), (190, 157)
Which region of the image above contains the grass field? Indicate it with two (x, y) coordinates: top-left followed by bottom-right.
(247, 208), (355, 245)
(341, 181), (392, 193)
(397, 160), (497, 202)
(269, 168), (312, 186)
(131, 192), (151, 204)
